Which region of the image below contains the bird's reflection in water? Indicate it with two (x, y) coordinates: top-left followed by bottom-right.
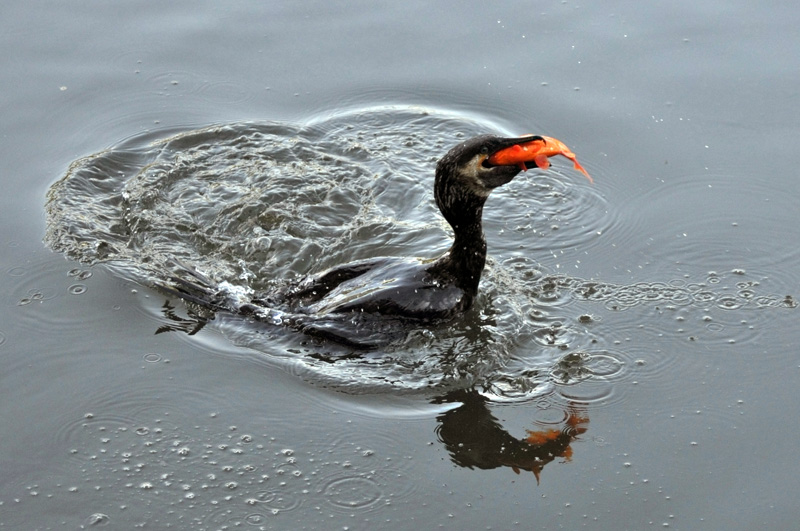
(434, 389), (588, 483)
(154, 302), (588, 484)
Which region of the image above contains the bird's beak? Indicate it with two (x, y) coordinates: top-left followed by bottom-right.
(499, 135), (546, 148)
(480, 135), (545, 172)
(484, 135), (545, 166)
(487, 135), (592, 182)
(481, 135), (544, 166)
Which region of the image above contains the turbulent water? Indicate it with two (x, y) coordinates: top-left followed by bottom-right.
(44, 105), (794, 397)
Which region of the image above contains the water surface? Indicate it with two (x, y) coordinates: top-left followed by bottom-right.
(2, 1), (799, 529)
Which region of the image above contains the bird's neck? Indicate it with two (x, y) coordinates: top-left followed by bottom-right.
(446, 224), (488, 293)
(432, 203), (488, 296)
(433, 161), (491, 296)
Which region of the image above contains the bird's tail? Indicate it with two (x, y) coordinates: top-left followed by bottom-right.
(156, 262), (234, 313)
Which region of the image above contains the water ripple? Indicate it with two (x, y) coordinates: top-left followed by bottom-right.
(43, 104), (795, 402)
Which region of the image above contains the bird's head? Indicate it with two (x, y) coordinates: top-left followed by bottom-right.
(436, 134), (544, 199)
(434, 134), (543, 229)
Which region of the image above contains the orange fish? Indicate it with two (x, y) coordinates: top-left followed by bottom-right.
(488, 135), (592, 183)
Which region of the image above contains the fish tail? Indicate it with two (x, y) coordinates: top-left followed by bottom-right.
(573, 161), (593, 183)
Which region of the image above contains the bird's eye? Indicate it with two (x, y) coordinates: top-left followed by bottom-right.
(480, 146), (489, 155)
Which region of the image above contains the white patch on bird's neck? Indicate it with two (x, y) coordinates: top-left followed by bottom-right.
(457, 154), (491, 198)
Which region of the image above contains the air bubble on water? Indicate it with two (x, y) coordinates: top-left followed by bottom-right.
(86, 513), (109, 526)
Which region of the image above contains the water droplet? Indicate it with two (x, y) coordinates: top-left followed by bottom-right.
(69, 284), (87, 295)
(68, 268), (93, 280)
(246, 513), (266, 525)
(85, 512), (110, 526)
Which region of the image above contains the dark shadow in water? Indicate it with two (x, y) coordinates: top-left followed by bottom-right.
(434, 389), (588, 483)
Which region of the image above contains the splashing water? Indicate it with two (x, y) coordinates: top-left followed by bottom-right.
(44, 105), (793, 396)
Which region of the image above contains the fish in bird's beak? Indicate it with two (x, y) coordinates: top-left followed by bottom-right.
(489, 135), (592, 183)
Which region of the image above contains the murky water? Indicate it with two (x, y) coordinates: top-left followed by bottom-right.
(4, 1), (800, 529)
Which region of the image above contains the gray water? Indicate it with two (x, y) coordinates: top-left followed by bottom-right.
(3, 1), (799, 529)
